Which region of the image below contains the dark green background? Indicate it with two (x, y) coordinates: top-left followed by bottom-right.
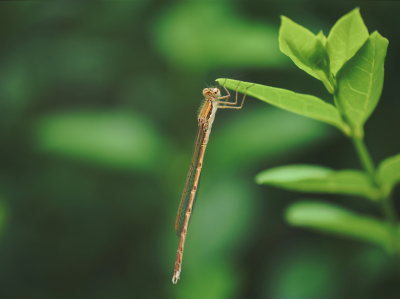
(0, 1), (399, 298)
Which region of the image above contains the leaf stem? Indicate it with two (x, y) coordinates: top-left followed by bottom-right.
(379, 193), (400, 253)
(351, 136), (399, 253)
(351, 137), (375, 181)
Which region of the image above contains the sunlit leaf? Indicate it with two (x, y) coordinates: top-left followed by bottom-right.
(376, 153), (400, 195)
(317, 31), (327, 47)
(336, 31), (388, 135)
(34, 110), (164, 172)
(216, 79), (350, 135)
(279, 16), (334, 93)
(255, 164), (379, 200)
(285, 201), (391, 250)
(326, 8), (369, 75)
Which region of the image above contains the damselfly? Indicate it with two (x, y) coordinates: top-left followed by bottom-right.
(172, 80), (253, 284)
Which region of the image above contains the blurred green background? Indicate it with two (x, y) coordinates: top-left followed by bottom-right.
(0, 1), (399, 298)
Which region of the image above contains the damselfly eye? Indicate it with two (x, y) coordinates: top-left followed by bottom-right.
(202, 88), (209, 96)
(213, 88), (219, 94)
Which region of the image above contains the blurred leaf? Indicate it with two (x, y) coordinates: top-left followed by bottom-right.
(216, 79), (350, 135)
(34, 110), (164, 172)
(336, 31), (388, 134)
(152, 2), (287, 72)
(256, 164), (379, 200)
(279, 16), (334, 93)
(285, 201), (390, 249)
(326, 8), (369, 75)
(376, 153), (400, 195)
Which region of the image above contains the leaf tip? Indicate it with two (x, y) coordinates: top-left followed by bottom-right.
(279, 15), (293, 26)
(254, 173), (263, 185)
(346, 7), (361, 17)
(284, 204), (297, 225)
(370, 30), (389, 42)
(215, 78), (225, 85)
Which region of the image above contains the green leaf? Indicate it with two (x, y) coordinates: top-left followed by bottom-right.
(34, 110), (164, 172)
(327, 8), (369, 75)
(336, 31), (388, 134)
(376, 153), (400, 195)
(216, 79), (350, 135)
(317, 31), (327, 47)
(285, 201), (391, 250)
(279, 16), (334, 93)
(255, 164), (379, 200)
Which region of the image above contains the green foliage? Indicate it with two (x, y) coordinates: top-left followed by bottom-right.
(215, 78), (350, 135)
(1, 2), (399, 298)
(286, 201), (391, 250)
(317, 31), (327, 47)
(255, 165), (380, 200)
(220, 8), (398, 254)
(326, 8), (369, 75)
(279, 16), (334, 93)
(377, 154), (400, 196)
(336, 31), (388, 137)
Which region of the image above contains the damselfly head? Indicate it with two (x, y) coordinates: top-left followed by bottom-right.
(202, 87), (220, 98)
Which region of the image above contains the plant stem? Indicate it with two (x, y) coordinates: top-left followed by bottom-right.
(381, 193), (398, 229)
(380, 193), (399, 252)
(352, 136), (399, 253)
(351, 137), (376, 181)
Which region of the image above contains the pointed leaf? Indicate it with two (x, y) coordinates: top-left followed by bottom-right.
(377, 153), (400, 195)
(327, 8), (369, 75)
(216, 79), (350, 135)
(317, 31), (327, 47)
(255, 164), (379, 200)
(285, 201), (391, 250)
(336, 31), (388, 133)
(279, 16), (334, 93)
